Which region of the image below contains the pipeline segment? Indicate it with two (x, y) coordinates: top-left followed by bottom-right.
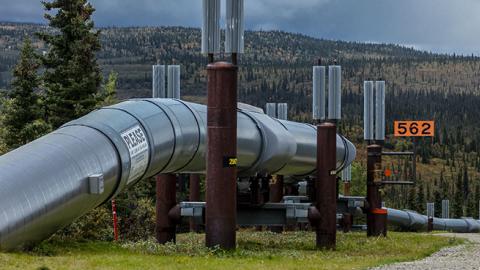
(387, 208), (480, 233)
(0, 98), (356, 250)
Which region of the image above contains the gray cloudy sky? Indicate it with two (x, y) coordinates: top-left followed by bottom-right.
(1, 0), (479, 55)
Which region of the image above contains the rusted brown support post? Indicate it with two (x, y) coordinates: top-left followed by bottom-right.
(189, 174), (201, 232)
(205, 62), (238, 249)
(269, 175), (284, 203)
(315, 122), (337, 249)
(342, 181), (351, 233)
(250, 176), (262, 206)
(178, 174), (186, 193)
(366, 144), (387, 237)
(341, 213), (353, 233)
(427, 217), (433, 232)
(156, 173), (177, 244)
(344, 182), (351, 196)
(231, 53), (238, 66)
(269, 175), (284, 233)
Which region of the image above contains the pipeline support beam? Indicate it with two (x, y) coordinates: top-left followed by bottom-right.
(205, 62), (238, 249)
(156, 174), (177, 244)
(269, 175), (284, 233)
(315, 122), (337, 249)
(366, 145), (387, 237)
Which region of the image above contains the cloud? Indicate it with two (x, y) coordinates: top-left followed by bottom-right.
(246, 0), (331, 20)
(0, 0), (44, 23)
(0, 0), (479, 55)
(90, 0), (202, 27)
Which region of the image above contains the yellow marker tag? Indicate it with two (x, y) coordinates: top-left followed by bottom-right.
(229, 158), (237, 166)
(270, 175), (278, 185)
(223, 156), (237, 168)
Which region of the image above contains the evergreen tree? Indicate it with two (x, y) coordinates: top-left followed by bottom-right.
(38, 0), (102, 128)
(467, 195), (477, 218)
(1, 39), (50, 150)
(407, 186), (417, 210)
(433, 186), (442, 217)
(474, 184), (480, 219)
(414, 175), (425, 213)
(0, 92), (8, 154)
(440, 170), (449, 199)
(453, 172), (464, 217)
(463, 166), (469, 202)
(96, 71), (118, 107)
(461, 166), (470, 216)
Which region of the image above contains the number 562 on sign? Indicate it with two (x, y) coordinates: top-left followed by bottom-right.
(394, 121), (434, 137)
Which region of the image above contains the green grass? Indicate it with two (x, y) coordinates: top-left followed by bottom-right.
(0, 231), (464, 270)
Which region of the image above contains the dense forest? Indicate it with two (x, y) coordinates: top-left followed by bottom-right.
(1, 22), (480, 219)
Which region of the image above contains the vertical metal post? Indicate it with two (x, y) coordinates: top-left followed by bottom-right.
(312, 63), (342, 248)
(205, 62), (238, 249)
(375, 81), (386, 142)
(341, 165), (352, 232)
(167, 65), (181, 99)
(341, 213), (353, 233)
(152, 65), (166, 98)
(265, 103), (277, 118)
(272, 101), (287, 231)
(269, 175), (284, 233)
(442, 199), (450, 218)
(250, 176), (264, 231)
(271, 101), (287, 232)
(250, 176), (262, 205)
(343, 182), (351, 196)
(442, 200), (446, 218)
(427, 202), (434, 232)
(156, 174), (177, 244)
(202, 0), (221, 55)
(427, 202), (435, 217)
(277, 103), (288, 121)
(365, 79), (387, 237)
(312, 66), (326, 121)
(269, 175), (284, 203)
(446, 200), (450, 218)
(364, 81), (374, 142)
(225, 0), (245, 55)
(189, 174), (201, 232)
(328, 66), (342, 120)
(315, 122), (337, 249)
(342, 164), (352, 196)
(153, 69), (178, 243)
(225, 0), (244, 66)
(367, 144), (387, 236)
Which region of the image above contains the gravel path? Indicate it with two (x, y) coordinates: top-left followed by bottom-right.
(371, 233), (480, 270)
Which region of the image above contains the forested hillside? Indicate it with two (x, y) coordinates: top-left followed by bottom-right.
(2, 22), (480, 217)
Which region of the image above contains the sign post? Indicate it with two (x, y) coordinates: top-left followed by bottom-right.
(394, 120), (435, 184)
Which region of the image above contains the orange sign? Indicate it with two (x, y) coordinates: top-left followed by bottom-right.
(394, 121), (434, 137)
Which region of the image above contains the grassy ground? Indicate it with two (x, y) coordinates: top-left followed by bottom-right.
(0, 231), (463, 270)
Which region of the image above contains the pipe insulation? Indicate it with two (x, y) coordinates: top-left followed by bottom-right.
(387, 208), (480, 233)
(0, 99), (356, 250)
